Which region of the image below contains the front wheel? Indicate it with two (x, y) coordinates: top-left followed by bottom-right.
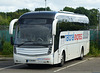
(27, 64), (34, 67)
(79, 49), (84, 60)
(58, 53), (65, 67)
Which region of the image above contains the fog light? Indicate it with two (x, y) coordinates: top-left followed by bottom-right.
(47, 61), (49, 63)
(16, 60), (18, 62)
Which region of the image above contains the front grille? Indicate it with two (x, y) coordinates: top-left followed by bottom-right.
(16, 47), (49, 55)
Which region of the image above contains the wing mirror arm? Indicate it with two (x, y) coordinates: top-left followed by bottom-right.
(9, 19), (18, 45)
(52, 19), (58, 35)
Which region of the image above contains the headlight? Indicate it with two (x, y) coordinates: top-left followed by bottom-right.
(48, 46), (52, 54)
(49, 38), (52, 44)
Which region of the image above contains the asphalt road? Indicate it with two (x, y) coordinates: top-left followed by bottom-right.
(0, 57), (100, 73)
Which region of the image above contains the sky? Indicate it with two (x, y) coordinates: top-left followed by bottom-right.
(0, 0), (100, 12)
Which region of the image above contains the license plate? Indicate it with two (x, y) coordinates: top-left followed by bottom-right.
(26, 59), (36, 63)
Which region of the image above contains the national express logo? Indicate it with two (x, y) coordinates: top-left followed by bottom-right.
(65, 33), (82, 41)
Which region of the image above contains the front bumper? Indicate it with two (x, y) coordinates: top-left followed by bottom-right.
(14, 54), (54, 65)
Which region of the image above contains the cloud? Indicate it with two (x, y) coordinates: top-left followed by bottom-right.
(0, 0), (100, 12)
(0, 6), (17, 12)
(47, 3), (59, 11)
(0, 0), (45, 12)
(69, 0), (100, 9)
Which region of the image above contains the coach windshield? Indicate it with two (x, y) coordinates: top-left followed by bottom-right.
(15, 18), (53, 46)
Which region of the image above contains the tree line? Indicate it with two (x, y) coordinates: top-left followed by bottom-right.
(0, 7), (99, 26)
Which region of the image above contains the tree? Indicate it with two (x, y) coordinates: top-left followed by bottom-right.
(16, 8), (31, 13)
(74, 7), (98, 26)
(63, 7), (75, 12)
(46, 7), (52, 11)
(74, 7), (89, 17)
(0, 15), (9, 25)
(89, 9), (98, 26)
(35, 7), (51, 11)
(0, 7), (98, 26)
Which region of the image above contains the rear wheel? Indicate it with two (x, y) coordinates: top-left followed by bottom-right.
(58, 52), (65, 67)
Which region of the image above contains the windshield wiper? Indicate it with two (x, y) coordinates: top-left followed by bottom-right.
(32, 43), (51, 47)
(17, 41), (34, 47)
(15, 41), (52, 47)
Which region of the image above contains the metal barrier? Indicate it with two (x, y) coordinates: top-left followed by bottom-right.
(0, 29), (100, 50)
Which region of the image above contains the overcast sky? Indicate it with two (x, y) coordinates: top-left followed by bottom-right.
(0, 0), (100, 12)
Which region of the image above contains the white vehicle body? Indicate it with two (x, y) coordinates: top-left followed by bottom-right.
(9, 11), (90, 65)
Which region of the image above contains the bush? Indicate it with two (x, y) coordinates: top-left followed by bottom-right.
(2, 42), (13, 55)
(89, 41), (100, 56)
(0, 36), (5, 51)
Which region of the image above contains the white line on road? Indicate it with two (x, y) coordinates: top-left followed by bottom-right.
(0, 64), (24, 71)
(0, 58), (94, 71)
(54, 58), (94, 73)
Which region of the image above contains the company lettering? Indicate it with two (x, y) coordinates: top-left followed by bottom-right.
(65, 33), (82, 41)
(74, 34), (82, 40)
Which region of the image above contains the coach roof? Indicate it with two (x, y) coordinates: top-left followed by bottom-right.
(19, 11), (57, 19)
(19, 11), (89, 23)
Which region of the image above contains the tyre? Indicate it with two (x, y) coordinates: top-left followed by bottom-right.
(27, 64), (34, 67)
(79, 49), (84, 60)
(58, 52), (65, 67)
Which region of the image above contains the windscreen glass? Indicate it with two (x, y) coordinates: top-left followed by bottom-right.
(15, 18), (53, 46)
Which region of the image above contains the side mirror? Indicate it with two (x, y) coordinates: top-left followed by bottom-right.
(10, 36), (14, 45)
(9, 19), (18, 45)
(9, 19), (18, 35)
(52, 19), (58, 35)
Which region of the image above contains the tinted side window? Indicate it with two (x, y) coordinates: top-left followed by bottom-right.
(54, 23), (60, 52)
(58, 22), (88, 31)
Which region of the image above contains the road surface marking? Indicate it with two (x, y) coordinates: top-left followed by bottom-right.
(54, 58), (94, 73)
(0, 58), (94, 71)
(0, 64), (24, 71)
